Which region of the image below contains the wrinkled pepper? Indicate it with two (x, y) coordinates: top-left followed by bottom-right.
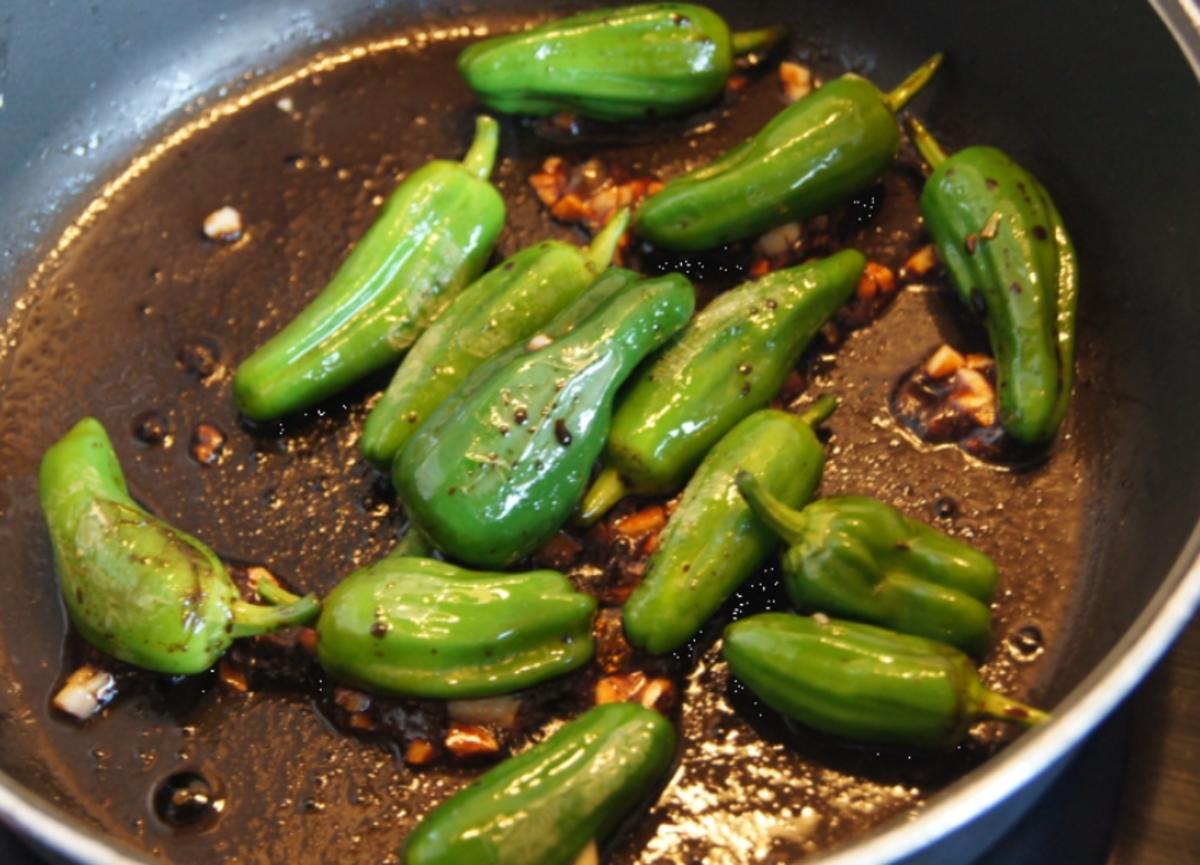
(395, 273), (695, 568)
(234, 115), (506, 420)
(360, 210), (630, 467)
(908, 117), (1077, 444)
(404, 703), (675, 865)
(723, 613), (1049, 750)
(458, 4), (785, 122)
(39, 419), (319, 675)
(580, 249), (863, 523)
(736, 479), (997, 655)
(623, 397), (835, 654)
(317, 556), (595, 698)
(635, 54), (943, 250)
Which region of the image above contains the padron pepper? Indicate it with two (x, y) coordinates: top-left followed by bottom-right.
(39, 418), (319, 675)
(234, 115), (506, 420)
(580, 249), (863, 523)
(908, 117), (1078, 444)
(404, 703), (675, 865)
(317, 555), (595, 698)
(723, 613), (1049, 750)
(457, 4), (785, 122)
(635, 54), (943, 250)
(735, 478), (997, 656)
(624, 397), (835, 654)
(395, 273), (695, 568)
(361, 210), (630, 467)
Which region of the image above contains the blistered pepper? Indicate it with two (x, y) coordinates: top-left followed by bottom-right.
(580, 249), (863, 523)
(395, 273), (695, 568)
(907, 117), (1077, 444)
(457, 4), (784, 122)
(404, 703), (675, 865)
(317, 555), (595, 698)
(39, 419), (319, 675)
(234, 116), (506, 420)
(623, 398), (834, 654)
(361, 211), (630, 467)
(736, 479), (997, 655)
(635, 54), (943, 250)
(723, 613), (1048, 750)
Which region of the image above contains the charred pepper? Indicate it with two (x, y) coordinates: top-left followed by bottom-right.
(404, 703), (675, 865)
(635, 54), (943, 250)
(234, 115), (506, 420)
(723, 613), (1049, 750)
(736, 478), (997, 656)
(623, 397), (835, 654)
(361, 211), (630, 467)
(395, 273), (695, 568)
(580, 249), (863, 523)
(317, 555), (595, 699)
(907, 117), (1077, 444)
(39, 418), (319, 675)
(457, 4), (784, 122)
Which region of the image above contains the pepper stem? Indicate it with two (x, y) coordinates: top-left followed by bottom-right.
(798, 394), (838, 427)
(461, 115), (500, 181)
(230, 594), (321, 638)
(735, 471), (808, 545)
(585, 208), (632, 271)
(976, 688), (1052, 729)
(882, 52), (944, 114)
(731, 26), (787, 58)
(577, 467), (628, 526)
(905, 116), (949, 169)
(255, 577), (303, 607)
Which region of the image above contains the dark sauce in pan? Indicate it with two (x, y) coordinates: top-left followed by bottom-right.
(0, 22), (1086, 865)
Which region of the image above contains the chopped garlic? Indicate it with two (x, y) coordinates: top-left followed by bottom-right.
(203, 206), (243, 242)
(780, 62), (814, 102)
(52, 666), (117, 721)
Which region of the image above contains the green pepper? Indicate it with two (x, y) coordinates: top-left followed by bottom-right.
(317, 555), (595, 698)
(360, 211), (630, 467)
(457, 4), (784, 122)
(635, 54), (943, 250)
(38, 419), (319, 675)
(723, 613), (1049, 750)
(580, 250), (863, 523)
(404, 703), (675, 865)
(907, 117), (1078, 444)
(234, 115), (506, 420)
(623, 398), (835, 654)
(736, 478), (997, 655)
(395, 273), (695, 568)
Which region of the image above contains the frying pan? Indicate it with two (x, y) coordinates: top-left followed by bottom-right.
(0, 1), (1198, 863)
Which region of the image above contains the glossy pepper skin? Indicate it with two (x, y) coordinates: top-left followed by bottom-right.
(736, 480), (997, 656)
(39, 419), (319, 675)
(360, 211), (630, 467)
(234, 116), (506, 420)
(457, 4), (784, 122)
(635, 54), (942, 250)
(317, 556), (595, 698)
(723, 613), (1049, 750)
(395, 273), (695, 568)
(404, 703), (675, 865)
(908, 117), (1078, 444)
(623, 398), (835, 654)
(579, 250), (863, 523)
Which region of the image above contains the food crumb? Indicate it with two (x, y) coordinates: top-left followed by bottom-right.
(190, 423), (227, 466)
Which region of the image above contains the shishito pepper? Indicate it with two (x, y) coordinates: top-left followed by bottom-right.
(907, 117), (1078, 444)
(39, 419), (319, 675)
(635, 54), (943, 250)
(360, 210), (630, 467)
(234, 115), (506, 420)
(316, 556), (595, 698)
(457, 4), (785, 122)
(395, 273), (695, 568)
(404, 703), (675, 865)
(735, 478), (997, 656)
(623, 398), (835, 654)
(723, 613), (1049, 750)
(579, 249), (863, 523)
